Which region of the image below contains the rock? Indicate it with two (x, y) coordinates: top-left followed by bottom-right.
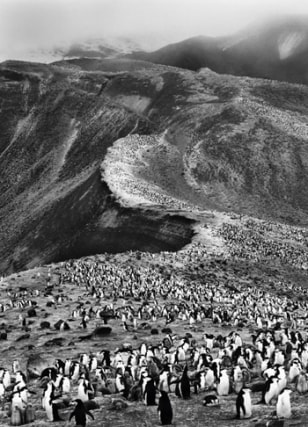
(92, 326), (112, 336)
(162, 327), (172, 334)
(44, 337), (65, 347)
(40, 321), (51, 329)
(46, 301), (54, 307)
(139, 322), (151, 330)
(15, 333), (30, 341)
(255, 421), (284, 427)
(111, 398), (128, 410)
(27, 353), (50, 378)
(97, 387), (111, 395)
(84, 400), (99, 411)
(0, 330), (7, 340)
(27, 308), (37, 317)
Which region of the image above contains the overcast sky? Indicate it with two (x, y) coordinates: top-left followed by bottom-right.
(1, 0), (308, 61)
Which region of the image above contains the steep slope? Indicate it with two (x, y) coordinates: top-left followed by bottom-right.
(131, 15), (308, 85)
(102, 68), (308, 224)
(1, 57), (308, 275)
(0, 59), (195, 275)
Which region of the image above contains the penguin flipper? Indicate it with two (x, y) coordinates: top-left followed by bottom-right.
(86, 410), (94, 420)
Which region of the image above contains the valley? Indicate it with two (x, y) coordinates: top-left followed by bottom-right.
(1, 41), (308, 426)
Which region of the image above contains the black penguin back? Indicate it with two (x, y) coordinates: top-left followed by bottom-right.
(145, 378), (156, 406)
(158, 391), (173, 425)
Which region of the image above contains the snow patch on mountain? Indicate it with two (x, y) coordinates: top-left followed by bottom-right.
(278, 31), (305, 59)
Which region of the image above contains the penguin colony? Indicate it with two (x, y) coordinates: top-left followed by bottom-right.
(1, 216), (308, 425)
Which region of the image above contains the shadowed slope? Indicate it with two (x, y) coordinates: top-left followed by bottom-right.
(131, 16), (308, 85)
(0, 59), (195, 275)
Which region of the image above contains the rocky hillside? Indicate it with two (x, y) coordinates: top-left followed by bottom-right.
(1, 57), (308, 275)
(0, 59), (195, 275)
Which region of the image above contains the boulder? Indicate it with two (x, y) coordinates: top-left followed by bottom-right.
(27, 308), (37, 317)
(92, 326), (112, 337)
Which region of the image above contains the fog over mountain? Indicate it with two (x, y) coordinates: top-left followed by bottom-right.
(132, 15), (308, 85)
(1, 0), (308, 62)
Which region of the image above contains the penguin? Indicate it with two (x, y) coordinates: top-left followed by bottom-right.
(158, 370), (170, 393)
(288, 360), (301, 383)
(301, 348), (308, 369)
(45, 395), (62, 422)
(71, 362), (80, 382)
(12, 377), (28, 411)
(0, 381), (4, 399)
(273, 350), (285, 366)
(41, 367), (57, 382)
(158, 391), (173, 426)
(42, 381), (55, 409)
(123, 368), (133, 398)
(144, 378), (157, 406)
(175, 346), (186, 363)
(233, 365), (244, 394)
(2, 369), (10, 389)
(64, 359), (72, 376)
(53, 373), (63, 389)
(203, 394), (219, 406)
(176, 365), (190, 399)
(140, 371), (150, 396)
(12, 360), (21, 374)
(77, 374), (94, 402)
(217, 370), (230, 396)
(60, 375), (71, 394)
(194, 371), (206, 394)
(212, 359), (221, 380)
(263, 377), (279, 405)
(296, 372), (308, 394)
(42, 381), (62, 421)
(204, 368), (215, 390)
(80, 354), (89, 367)
(115, 372), (125, 394)
(15, 371), (27, 385)
(204, 334), (215, 350)
(236, 388), (252, 419)
(69, 399), (94, 427)
(88, 356), (98, 372)
(101, 350), (111, 367)
(55, 359), (65, 374)
(11, 390), (27, 416)
(276, 388), (292, 418)
(276, 366), (287, 394)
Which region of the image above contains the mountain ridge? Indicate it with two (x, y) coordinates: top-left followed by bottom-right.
(1, 57), (308, 274)
(130, 15), (308, 85)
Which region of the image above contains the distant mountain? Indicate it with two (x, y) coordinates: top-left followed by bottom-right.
(0, 34), (173, 64)
(62, 35), (176, 59)
(131, 15), (308, 85)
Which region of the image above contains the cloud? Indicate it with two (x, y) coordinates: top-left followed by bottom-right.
(0, 0), (308, 61)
